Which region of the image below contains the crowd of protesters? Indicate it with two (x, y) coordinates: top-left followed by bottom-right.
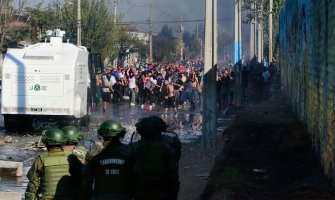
(91, 57), (279, 115)
(92, 60), (204, 115)
(249, 58), (279, 101)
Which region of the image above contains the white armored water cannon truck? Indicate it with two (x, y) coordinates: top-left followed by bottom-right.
(1, 29), (91, 131)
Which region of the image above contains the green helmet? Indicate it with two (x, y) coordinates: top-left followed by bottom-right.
(62, 126), (83, 144)
(135, 115), (167, 136)
(98, 120), (126, 137)
(42, 128), (66, 146)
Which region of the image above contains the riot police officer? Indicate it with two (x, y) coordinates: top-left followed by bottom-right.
(132, 115), (181, 200)
(62, 126), (88, 163)
(25, 128), (82, 200)
(62, 126), (84, 151)
(80, 120), (134, 200)
(62, 126), (102, 164)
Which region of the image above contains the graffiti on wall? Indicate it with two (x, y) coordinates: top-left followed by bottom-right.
(280, 0), (335, 179)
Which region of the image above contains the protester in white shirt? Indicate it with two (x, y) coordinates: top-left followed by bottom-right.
(128, 72), (137, 106)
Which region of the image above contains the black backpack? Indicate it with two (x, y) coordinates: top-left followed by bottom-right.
(133, 139), (170, 185)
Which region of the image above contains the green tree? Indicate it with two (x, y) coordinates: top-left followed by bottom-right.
(0, 0), (30, 52)
(153, 24), (176, 62)
(117, 27), (140, 65)
(61, 0), (121, 63)
(242, 0), (285, 61)
(154, 35), (176, 62)
(82, 0), (111, 51)
(159, 24), (173, 38)
(25, 4), (57, 42)
(61, 0), (137, 64)
(176, 31), (183, 61)
(183, 30), (200, 59)
(8, 0), (147, 65)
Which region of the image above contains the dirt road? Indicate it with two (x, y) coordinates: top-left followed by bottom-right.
(200, 91), (335, 200)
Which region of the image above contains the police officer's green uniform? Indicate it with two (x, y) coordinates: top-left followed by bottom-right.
(131, 116), (181, 200)
(62, 126), (87, 163)
(25, 128), (83, 200)
(80, 120), (134, 200)
(62, 125), (102, 164)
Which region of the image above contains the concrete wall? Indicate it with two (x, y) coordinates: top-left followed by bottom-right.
(280, 0), (335, 179)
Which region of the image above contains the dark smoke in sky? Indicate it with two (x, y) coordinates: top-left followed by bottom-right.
(21, 0), (249, 61)
(117, 0), (249, 62)
(117, 0), (236, 34)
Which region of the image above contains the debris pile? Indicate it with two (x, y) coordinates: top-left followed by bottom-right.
(28, 137), (46, 151)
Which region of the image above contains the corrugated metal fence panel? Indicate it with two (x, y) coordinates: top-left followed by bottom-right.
(280, 0), (335, 179)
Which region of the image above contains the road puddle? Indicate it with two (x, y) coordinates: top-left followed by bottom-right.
(0, 105), (234, 198)
(0, 166), (29, 199)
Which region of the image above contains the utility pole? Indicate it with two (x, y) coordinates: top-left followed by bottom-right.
(200, 39), (203, 59)
(180, 15), (184, 60)
(0, 0), (2, 34)
(257, 2), (263, 63)
(114, 0), (117, 23)
(149, 0), (153, 62)
(113, 0), (118, 66)
(234, 0), (242, 65)
(214, 0), (217, 64)
(77, 0), (81, 46)
(269, 0), (273, 63)
(202, 0), (217, 149)
(234, 0), (242, 108)
(250, 1), (255, 61)
(261, 17), (264, 62)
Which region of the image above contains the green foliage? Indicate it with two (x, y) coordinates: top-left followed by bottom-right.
(159, 24), (173, 38)
(60, 1), (79, 42)
(176, 31), (183, 60)
(153, 35), (176, 62)
(26, 5), (56, 29)
(117, 29), (140, 64)
(4, 1), (200, 63)
(153, 24), (176, 62)
(6, 26), (31, 48)
(82, 0), (112, 51)
(242, 0), (285, 60)
(22, 0), (142, 64)
(25, 4), (58, 42)
(153, 24), (200, 62)
(183, 30), (200, 59)
(0, 0), (31, 51)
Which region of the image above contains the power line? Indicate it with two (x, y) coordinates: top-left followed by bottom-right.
(116, 19), (204, 25)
